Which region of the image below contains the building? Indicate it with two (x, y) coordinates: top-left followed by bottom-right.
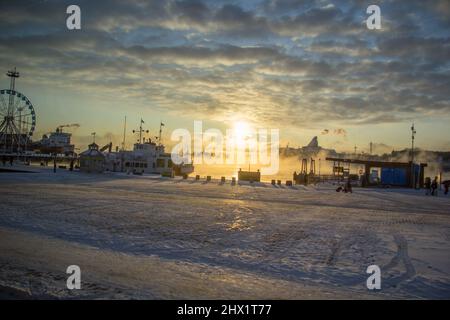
(79, 143), (105, 173)
(238, 168), (261, 182)
(326, 157), (427, 188)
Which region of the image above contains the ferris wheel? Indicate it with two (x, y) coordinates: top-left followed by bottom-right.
(0, 68), (36, 153)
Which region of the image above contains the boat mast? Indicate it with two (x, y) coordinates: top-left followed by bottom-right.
(132, 118), (148, 144)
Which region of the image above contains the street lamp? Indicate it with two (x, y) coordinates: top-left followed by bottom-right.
(411, 123), (416, 188)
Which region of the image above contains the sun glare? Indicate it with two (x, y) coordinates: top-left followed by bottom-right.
(234, 121), (251, 136)
(233, 121), (252, 148)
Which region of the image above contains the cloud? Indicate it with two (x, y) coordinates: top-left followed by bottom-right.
(0, 0), (449, 135)
(334, 128), (347, 137)
(320, 128), (346, 137)
(371, 142), (394, 155)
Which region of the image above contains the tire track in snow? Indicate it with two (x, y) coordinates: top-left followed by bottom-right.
(383, 234), (416, 288)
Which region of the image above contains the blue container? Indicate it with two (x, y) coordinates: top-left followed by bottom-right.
(381, 168), (393, 185)
(381, 168), (407, 186)
(394, 168), (407, 185)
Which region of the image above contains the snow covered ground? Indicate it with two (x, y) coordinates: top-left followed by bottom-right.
(0, 166), (449, 299)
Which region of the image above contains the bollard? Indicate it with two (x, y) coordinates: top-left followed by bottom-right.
(271, 179), (276, 185)
(183, 174), (188, 179)
(206, 176), (211, 181)
(286, 180), (293, 186)
(221, 176), (226, 183)
(277, 180), (281, 185)
(195, 175), (200, 180)
(231, 177), (236, 185)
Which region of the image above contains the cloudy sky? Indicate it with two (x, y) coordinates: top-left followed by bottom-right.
(0, 0), (449, 152)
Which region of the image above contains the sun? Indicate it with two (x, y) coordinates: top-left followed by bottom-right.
(233, 121), (252, 148)
(234, 121), (251, 136)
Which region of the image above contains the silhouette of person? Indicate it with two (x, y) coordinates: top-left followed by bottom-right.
(431, 176), (438, 196)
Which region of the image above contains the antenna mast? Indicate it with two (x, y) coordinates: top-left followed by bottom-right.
(122, 116), (127, 151)
(158, 121), (164, 146)
(1, 68), (21, 152)
(7, 68), (19, 115)
(132, 119), (148, 144)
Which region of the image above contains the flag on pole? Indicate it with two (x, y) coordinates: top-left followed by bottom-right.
(161, 122), (165, 126)
(141, 118), (145, 124)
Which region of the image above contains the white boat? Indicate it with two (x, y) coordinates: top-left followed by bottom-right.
(36, 127), (75, 155)
(103, 119), (194, 176)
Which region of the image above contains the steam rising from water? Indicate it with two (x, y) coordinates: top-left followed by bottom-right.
(193, 149), (450, 182)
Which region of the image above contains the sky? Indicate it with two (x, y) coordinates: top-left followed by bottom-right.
(0, 0), (449, 153)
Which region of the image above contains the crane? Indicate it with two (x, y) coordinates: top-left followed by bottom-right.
(99, 142), (112, 153)
(57, 123), (80, 133)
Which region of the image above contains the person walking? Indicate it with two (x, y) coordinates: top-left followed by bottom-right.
(431, 176), (438, 196)
(344, 178), (353, 193)
(443, 180), (449, 196)
(424, 177), (431, 195)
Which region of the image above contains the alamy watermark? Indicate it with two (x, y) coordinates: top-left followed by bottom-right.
(366, 5), (382, 30)
(366, 264), (381, 290)
(170, 121), (280, 175)
(66, 5), (81, 30)
(66, 265), (81, 290)
(66, 5), (381, 31)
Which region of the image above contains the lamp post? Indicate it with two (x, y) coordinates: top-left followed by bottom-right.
(318, 158), (321, 180)
(411, 123), (416, 188)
